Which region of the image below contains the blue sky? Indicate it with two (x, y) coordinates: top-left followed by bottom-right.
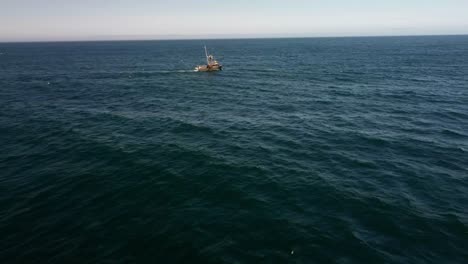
(1, 0), (467, 41)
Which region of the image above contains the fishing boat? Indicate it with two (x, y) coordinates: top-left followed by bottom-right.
(194, 46), (222, 72)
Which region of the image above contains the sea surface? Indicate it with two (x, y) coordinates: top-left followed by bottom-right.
(1, 36), (468, 263)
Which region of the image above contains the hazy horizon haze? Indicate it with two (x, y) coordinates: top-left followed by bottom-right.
(1, 0), (468, 42)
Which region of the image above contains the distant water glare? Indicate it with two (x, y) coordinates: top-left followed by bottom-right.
(1, 36), (468, 263)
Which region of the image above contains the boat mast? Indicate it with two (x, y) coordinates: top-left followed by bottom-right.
(204, 46), (209, 65)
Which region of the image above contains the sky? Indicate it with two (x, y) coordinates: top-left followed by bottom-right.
(1, 0), (468, 42)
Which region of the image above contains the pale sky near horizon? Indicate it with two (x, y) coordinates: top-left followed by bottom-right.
(1, 0), (468, 42)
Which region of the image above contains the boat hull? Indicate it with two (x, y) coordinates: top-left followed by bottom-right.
(195, 65), (223, 72)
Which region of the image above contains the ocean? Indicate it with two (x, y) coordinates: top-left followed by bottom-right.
(1, 36), (467, 263)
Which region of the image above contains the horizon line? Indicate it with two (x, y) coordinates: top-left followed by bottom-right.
(1, 33), (467, 44)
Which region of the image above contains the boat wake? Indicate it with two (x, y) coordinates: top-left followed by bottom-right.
(135, 70), (198, 75)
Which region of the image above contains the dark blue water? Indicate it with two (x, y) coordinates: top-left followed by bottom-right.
(1, 36), (468, 263)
